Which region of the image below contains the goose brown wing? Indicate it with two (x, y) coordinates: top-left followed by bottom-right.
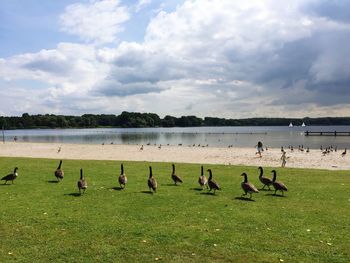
(55, 169), (64, 179)
(119, 175), (127, 184)
(242, 182), (259, 193)
(172, 174), (183, 183)
(209, 179), (220, 190)
(148, 178), (157, 191)
(260, 176), (272, 185)
(78, 179), (87, 189)
(273, 181), (287, 191)
(1, 173), (14, 181)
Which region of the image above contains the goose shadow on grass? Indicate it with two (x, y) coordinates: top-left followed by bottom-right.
(200, 192), (218, 196)
(259, 188), (272, 192)
(265, 193), (286, 198)
(139, 190), (154, 195)
(234, 196), (256, 202)
(47, 180), (59, 183)
(162, 183), (180, 186)
(190, 187), (204, 191)
(65, 193), (82, 197)
(110, 187), (124, 191)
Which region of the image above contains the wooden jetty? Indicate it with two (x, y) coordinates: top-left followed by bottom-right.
(305, 131), (350, 136)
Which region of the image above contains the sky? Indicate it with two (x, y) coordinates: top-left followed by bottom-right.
(0, 0), (350, 118)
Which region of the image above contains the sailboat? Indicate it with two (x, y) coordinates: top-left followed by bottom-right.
(289, 122), (293, 127)
(301, 122), (306, 127)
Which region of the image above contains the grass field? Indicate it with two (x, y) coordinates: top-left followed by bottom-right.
(0, 157), (349, 262)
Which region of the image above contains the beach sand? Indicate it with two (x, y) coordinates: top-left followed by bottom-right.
(0, 142), (349, 170)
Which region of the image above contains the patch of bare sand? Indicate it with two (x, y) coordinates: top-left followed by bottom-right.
(0, 142), (349, 170)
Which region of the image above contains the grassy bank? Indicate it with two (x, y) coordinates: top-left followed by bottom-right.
(0, 157), (349, 262)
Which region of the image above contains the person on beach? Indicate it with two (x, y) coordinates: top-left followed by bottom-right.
(255, 141), (263, 158)
(281, 151), (287, 167)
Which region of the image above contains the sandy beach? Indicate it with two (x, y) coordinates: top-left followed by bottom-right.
(0, 142), (349, 170)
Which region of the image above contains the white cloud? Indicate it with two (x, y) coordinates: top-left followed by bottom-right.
(60, 0), (130, 44)
(1, 0), (350, 117)
(135, 0), (152, 12)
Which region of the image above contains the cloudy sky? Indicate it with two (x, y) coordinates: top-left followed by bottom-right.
(1, 0), (350, 118)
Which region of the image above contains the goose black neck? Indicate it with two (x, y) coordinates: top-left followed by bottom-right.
(258, 167), (263, 177)
(172, 164), (175, 173)
(149, 166), (153, 178)
(80, 169), (83, 179)
(201, 166), (203, 176)
(121, 163), (124, 174)
(243, 173), (248, 183)
(14, 167), (18, 173)
(58, 160), (62, 169)
(272, 171), (277, 182)
(208, 169), (212, 180)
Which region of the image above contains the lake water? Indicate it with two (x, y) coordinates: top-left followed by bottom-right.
(2, 126), (350, 149)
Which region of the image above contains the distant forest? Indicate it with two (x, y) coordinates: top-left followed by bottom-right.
(1, 112), (350, 129)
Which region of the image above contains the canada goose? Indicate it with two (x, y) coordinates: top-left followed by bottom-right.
(258, 166), (272, 190)
(77, 169), (87, 194)
(341, 148), (347, 157)
(207, 169), (220, 194)
(271, 170), (288, 196)
(118, 163), (127, 189)
(241, 172), (259, 199)
(198, 165), (207, 189)
(1, 167), (18, 184)
(171, 164), (183, 185)
(54, 160), (64, 181)
(148, 166), (157, 193)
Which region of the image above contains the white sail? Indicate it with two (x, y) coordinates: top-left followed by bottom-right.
(301, 122), (306, 127)
(289, 122), (293, 127)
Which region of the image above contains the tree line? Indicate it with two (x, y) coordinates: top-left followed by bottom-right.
(1, 112), (350, 129)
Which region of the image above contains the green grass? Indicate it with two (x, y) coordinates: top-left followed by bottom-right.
(0, 157), (349, 262)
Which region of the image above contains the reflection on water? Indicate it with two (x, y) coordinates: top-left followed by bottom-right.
(2, 126), (350, 149)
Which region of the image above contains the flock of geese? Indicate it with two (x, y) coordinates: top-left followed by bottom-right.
(1, 161), (288, 199)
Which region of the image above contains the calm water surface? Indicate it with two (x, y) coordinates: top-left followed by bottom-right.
(2, 126), (350, 149)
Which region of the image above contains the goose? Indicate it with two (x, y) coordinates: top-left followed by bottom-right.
(147, 166), (157, 193)
(258, 166), (272, 190)
(207, 169), (220, 194)
(118, 163), (127, 189)
(77, 169), (88, 194)
(341, 148), (347, 157)
(1, 167), (19, 184)
(198, 165), (207, 189)
(171, 164), (183, 185)
(271, 170), (288, 196)
(241, 172), (259, 199)
(54, 160), (64, 181)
